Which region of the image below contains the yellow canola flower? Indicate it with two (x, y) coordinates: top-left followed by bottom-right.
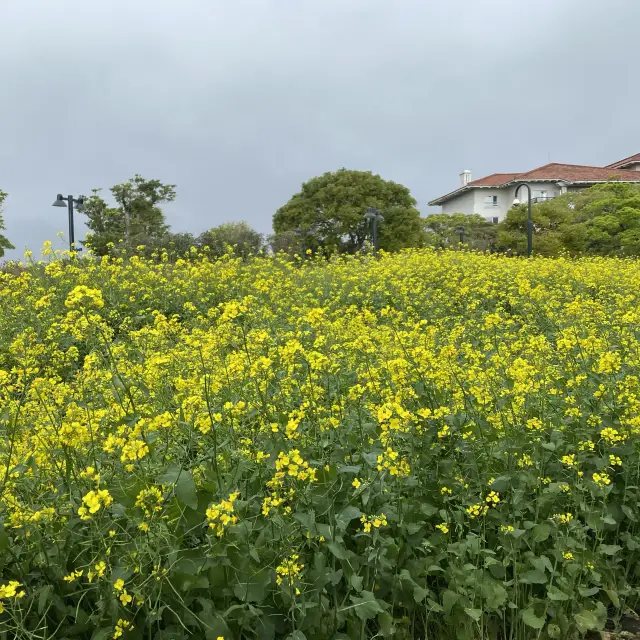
(78, 489), (113, 520)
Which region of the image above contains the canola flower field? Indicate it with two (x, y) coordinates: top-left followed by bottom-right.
(1, 247), (640, 640)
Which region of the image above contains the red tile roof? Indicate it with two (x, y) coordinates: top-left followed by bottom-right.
(469, 173), (521, 186)
(606, 153), (640, 169)
(515, 163), (640, 182)
(429, 159), (640, 205)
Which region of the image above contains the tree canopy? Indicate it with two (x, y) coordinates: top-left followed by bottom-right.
(272, 169), (424, 253)
(498, 183), (640, 256)
(424, 212), (498, 251)
(198, 222), (263, 259)
(0, 190), (15, 258)
(81, 175), (176, 256)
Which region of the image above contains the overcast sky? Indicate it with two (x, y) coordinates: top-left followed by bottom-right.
(1, 0), (639, 258)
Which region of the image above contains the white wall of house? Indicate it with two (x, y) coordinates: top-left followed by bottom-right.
(441, 190), (475, 215)
(473, 188), (509, 221)
(438, 181), (564, 222)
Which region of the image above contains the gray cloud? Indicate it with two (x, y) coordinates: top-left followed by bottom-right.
(1, 0), (639, 258)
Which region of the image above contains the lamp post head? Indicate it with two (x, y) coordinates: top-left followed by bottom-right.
(364, 207), (378, 220)
(512, 198), (521, 207)
(52, 194), (66, 207)
(76, 197), (85, 212)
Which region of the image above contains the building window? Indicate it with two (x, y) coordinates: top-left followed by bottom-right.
(485, 216), (499, 224)
(484, 195), (498, 208)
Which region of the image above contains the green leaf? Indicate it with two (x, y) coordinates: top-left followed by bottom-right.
(286, 632), (307, 640)
(175, 471), (198, 509)
(520, 569), (548, 584)
(530, 555), (553, 573)
(349, 574), (363, 592)
(413, 586), (429, 603)
(464, 608), (483, 622)
(443, 590), (459, 615)
(336, 506), (362, 531)
(532, 523), (551, 542)
(488, 476), (510, 492)
(578, 586), (599, 597)
(622, 505), (636, 522)
(604, 587), (620, 607)
(293, 511), (315, 533)
(329, 569), (343, 585)
(378, 611), (395, 637)
(159, 465), (182, 485)
(522, 606), (545, 629)
(37, 585), (53, 615)
(349, 591), (383, 621)
(0, 519), (8, 552)
(598, 544), (622, 555)
(420, 503), (439, 516)
(337, 465), (362, 474)
(574, 607), (604, 634)
(233, 570), (269, 603)
(481, 582), (507, 610)
(547, 585), (569, 601)
(327, 541), (348, 559)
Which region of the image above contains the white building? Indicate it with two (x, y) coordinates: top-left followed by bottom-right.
(428, 153), (640, 223)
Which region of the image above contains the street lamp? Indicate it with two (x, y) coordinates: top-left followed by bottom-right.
(364, 207), (384, 253)
(52, 194), (84, 252)
(455, 225), (467, 245)
(512, 184), (533, 258)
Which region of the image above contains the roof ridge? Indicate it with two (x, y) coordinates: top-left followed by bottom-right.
(606, 152), (640, 168)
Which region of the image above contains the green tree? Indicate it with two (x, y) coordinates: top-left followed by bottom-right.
(273, 169), (424, 253)
(82, 175), (176, 255)
(424, 213), (498, 251)
(198, 221), (263, 259)
(497, 183), (640, 256)
(132, 231), (198, 262)
(267, 230), (304, 258)
(0, 190), (15, 257)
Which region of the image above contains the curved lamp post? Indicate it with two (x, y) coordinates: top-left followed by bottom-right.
(52, 194), (85, 252)
(512, 184), (533, 258)
(364, 207), (384, 253)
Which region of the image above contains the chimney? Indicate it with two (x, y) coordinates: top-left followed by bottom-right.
(460, 170), (472, 186)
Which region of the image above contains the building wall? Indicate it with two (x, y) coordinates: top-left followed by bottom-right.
(441, 190), (476, 215)
(439, 181), (564, 223)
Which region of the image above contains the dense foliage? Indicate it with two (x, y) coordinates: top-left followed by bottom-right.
(1, 246), (640, 639)
(82, 176), (176, 256)
(424, 213), (498, 251)
(0, 190), (15, 258)
(273, 169), (425, 253)
(197, 222), (264, 259)
(498, 183), (640, 256)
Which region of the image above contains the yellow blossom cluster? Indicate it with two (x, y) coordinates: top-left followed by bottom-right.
(360, 512), (388, 533)
(205, 492), (240, 536)
(275, 554), (304, 588)
(376, 447), (410, 477)
(78, 489), (113, 520)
